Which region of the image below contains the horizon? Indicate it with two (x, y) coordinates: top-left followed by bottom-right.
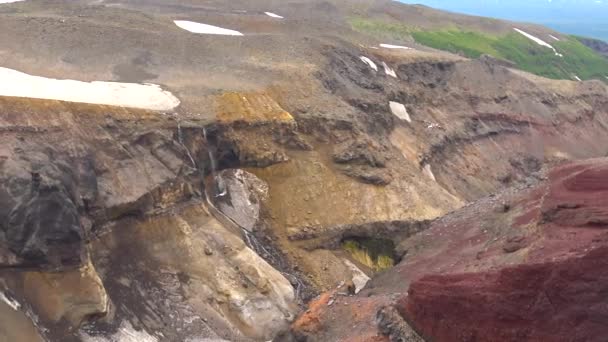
(398, 0), (608, 42)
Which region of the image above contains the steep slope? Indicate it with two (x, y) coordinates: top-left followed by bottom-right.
(348, 3), (608, 82)
(290, 158), (608, 341)
(0, 0), (607, 341)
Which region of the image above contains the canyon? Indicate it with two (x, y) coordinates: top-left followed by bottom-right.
(0, 0), (607, 341)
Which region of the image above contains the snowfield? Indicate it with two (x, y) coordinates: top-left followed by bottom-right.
(264, 12), (283, 19)
(0, 67), (181, 110)
(360, 56), (378, 71)
(174, 20), (243, 36)
(514, 28), (563, 57)
(380, 43), (412, 50)
(382, 62), (397, 78)
(389, 101), (411, 122)
(0, 0), (25, 3)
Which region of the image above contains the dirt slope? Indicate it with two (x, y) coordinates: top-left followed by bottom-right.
(0, 1), (607, 341)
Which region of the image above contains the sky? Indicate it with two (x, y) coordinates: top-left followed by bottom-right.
(398, 0), (608, 41)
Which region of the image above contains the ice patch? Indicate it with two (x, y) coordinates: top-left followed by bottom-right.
(423, 164), (436, 182)
(264, 12), (283, 19)
(0, 67), (180, 110)
(0, 291), (21, 311)
(574, 75), (582, 82)
(360, 56), (378, 71)
(380, 43), (412, 50)
(549, 34), (560, 41)
(81, 321), (159, 342)
(382, 62), (397, 78)
(174, 20), (243, 36)
(389, 101), (411, 122)
(343, 259), (370, 294)
(513, 28), (563, 57)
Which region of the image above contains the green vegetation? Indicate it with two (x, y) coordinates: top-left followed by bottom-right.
(411, 30), (499, 58)
(413, 30), (608, 80)
(348, 17), (412, 41)
(343, 238), (395, 272)
(349, 17), (608, 82)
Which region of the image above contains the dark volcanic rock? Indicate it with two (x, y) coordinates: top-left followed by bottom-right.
(7, 180), (84, 267)
(577, 37), (608, 57)
(1, 153), (94, 268)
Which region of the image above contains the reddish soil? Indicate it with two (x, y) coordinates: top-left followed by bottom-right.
(401, 247), (608, 342)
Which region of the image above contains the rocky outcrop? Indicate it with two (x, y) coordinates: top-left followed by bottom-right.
(289, 158), (608, 341)
(401, 247), (608, 342)
(2, 2), (608, 341)
(577, 37), (608, 57)
(0, 97), (302, 341)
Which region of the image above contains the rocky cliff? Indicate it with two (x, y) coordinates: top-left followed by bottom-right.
(1, 0), (608, 341)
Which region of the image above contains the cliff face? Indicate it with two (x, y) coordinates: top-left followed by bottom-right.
(290, 158), (608, 342)
(1, 1), (608, 341)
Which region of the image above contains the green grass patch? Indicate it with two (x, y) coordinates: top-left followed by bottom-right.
(348, 17), (412, 41)
(411, 30), (499, 58)
(348, 17), (608, 82)
(411, 30), (608, 80)
(413, 30), (608, 81)
(343, 238), (395, 272)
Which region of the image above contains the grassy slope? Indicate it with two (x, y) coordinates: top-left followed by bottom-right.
(349, 17), (608, 82)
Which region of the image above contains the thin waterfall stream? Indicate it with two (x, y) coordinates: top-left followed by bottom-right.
(176, 125), (305, 300)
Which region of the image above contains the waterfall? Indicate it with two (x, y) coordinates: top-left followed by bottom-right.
(176, 120), (197, 169)
(203, 127), (226, 197)
(199, 127), (305, 300)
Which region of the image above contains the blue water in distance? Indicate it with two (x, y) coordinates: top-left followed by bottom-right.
(398, 0), (608, 42)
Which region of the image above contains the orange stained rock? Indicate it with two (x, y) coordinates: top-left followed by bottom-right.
(291, 291), (334, 334)
(215, 91), (294, 124)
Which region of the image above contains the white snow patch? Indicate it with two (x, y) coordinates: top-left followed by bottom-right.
(0, 0), (25, 3)
(574, 75), (582, 82)
(513, 28), (563, 57)
(264, 12), (283, 19)
(389, 101), (411, 122)
(380, 43), (412, 50)
(81, 321), (159, 342)
(382, 62), (397, 78)
(342, 259), (370, 294)
(0, 291), (21, 311)
(423, 164), (436, 182)
(360, 56), (378, 71)
(0, 67), (180, 110)
(174, 20), (243, 36)
(549, 34), (560, 41)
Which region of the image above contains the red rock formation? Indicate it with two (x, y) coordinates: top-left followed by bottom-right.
(541, 158), (608, 227)
(400, 247), (608, 342)
(398, 158), (608, 341)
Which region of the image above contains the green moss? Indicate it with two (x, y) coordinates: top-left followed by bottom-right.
(342, 238), (395, 272)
